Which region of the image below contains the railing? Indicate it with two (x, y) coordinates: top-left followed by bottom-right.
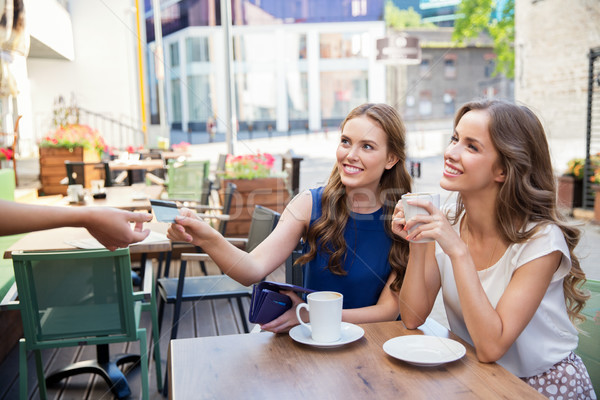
(78, 108), (146, 151)
(582, 47), (600, 209)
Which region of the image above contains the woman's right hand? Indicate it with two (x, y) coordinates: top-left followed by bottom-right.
(391, 199), (409, 240)
(167, 208), (214, 245)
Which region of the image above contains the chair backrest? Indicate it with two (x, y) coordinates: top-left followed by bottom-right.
(285, 249), (304, 287)
(167, 159), (210, 200)
(217, 182), (237, 234)
(245, 205), (280, 253)
(576, 279), (600, 391)
(212, 153), (228, 192)
(65, 161), (112, 188)
(11, 248), (139, 348)
(0, 168), (15, 201)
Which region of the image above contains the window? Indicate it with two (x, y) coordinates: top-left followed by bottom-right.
(419, 91), (432, 116)
(320, 33), (368, 59)
(170, 78), (182, 122)
(484, 53), (497, 78)
(419, 58), (431, 79)
(185, 37), (209, 63)
(444, 54), (457, 79)
(443, 90), (456, 115)
(320, 70), (368, 119)
(169, 42), (179, 67)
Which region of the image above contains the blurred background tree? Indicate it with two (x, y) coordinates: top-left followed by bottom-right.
(453, 0), (515, 78)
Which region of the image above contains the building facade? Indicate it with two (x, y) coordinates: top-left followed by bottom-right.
(144, 0), (388, 135)
(515, 0), (600, 173)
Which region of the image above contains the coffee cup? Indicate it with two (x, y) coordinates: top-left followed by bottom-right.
(401, 192), (440, 243)
(67, 184), (85, 203)
(91, 179), (105, 194)
(295, 291), (343, 343)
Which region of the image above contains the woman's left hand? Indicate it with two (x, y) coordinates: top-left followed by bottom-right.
(259, 290), (304, 333)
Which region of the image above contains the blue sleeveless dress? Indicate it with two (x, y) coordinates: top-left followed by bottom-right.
(301, 187), (393, 309)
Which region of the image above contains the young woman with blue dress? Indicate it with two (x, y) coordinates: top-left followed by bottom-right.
(168, 103), (412, 332)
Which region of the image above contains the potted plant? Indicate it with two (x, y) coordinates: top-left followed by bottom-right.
(557, 157), (585, 210)
(590, 167), (600, 223)
(220, 152), (290, 236)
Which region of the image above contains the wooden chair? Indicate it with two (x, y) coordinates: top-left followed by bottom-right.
(575, 279), (599, 391)
(64, 160), (125, 188)
(1, 248), (162, 399)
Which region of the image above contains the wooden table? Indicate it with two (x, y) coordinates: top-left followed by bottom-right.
(168, 319), (543, 399)
(109, 159), (165, 185)
(3, 224), (171, 259)
(62, 184), (164, 211)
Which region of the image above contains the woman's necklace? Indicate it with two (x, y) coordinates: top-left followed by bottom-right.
(463, 215), (500, 271)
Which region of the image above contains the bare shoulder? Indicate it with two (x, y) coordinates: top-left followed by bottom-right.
(280, 190), (313, 225)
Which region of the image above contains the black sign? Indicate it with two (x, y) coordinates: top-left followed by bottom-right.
(376, 35), (421, 65)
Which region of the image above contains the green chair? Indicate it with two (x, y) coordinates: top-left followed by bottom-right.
(2, 248), (162, 399)
(166, 159), (210, 201)
(576, 279), (600, 392)
(0, 168), (16, 201)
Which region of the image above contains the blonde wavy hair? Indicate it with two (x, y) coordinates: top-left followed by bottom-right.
(450, 99), (588, 323)
(297, 103), (412, 291)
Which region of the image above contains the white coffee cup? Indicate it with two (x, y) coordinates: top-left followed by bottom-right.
(296, 291), (343, 343)
(401, 192), (440, 243)
(67, 184), (85, 203)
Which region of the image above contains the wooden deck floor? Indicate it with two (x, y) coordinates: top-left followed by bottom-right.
(0, 258), (283, 400)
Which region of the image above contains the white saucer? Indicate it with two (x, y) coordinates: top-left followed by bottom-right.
(383, 335), (466, 367)
(289, 322), (364, 348)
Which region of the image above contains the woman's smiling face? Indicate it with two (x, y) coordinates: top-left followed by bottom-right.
(336, 115), (398, 193)
(441, 109), (505, 194)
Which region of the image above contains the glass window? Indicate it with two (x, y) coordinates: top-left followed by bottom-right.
(444, 58), (456, 79)
(419, 91), (432, 116)
(320, 70), (368, 119)
(287, 72), (308, 120)
(235, 72), (276, 121)
(187, 75), (213, 121)
(320, 33), (368, 59)
(484, 57), (496, 78)
(170, 42), (179, 67)
(443, 90), (455, 116)
(233, 34), (276, 62)
(419, 58), (431, 79)
(170, 78), (182, 122)
(185, 37), (210, 63)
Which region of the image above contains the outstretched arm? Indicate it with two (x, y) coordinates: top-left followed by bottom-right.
(0, 200), (153, 251)
(167, 190), (312, 286)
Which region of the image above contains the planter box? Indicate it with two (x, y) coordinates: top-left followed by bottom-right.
(594, 185), (600, 224)
(220, 177), (290, 237)
(557, 175), (583, 210)
(39, 147), (100, 196)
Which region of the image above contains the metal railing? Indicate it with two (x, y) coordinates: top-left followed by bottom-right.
(78, 108), (146, 151)
(582, 47), (600, 209)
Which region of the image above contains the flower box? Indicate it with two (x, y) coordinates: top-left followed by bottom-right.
(39, 147), (100, 195)
(219, 177), (290, 237)
(557, 175), (583, 211)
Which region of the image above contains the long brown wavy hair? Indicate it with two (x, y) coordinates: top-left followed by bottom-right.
(297, 103), (412, 291)
(449, 99), (588, 323)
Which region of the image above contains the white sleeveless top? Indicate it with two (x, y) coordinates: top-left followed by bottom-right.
(435, 219), (578, 377)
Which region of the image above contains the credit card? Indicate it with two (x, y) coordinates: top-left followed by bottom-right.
(150, 199), (180, 223)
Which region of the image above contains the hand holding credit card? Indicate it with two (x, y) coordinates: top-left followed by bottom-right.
(150, 199), (181, 223)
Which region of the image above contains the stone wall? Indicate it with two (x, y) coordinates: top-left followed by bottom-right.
(515, 0), (600, 173)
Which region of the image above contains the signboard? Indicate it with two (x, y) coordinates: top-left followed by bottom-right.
(376, 35), (421, 65)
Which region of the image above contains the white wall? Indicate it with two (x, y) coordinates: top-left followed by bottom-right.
(515, 0), (600, 173)
(26, 0), (142, 154)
